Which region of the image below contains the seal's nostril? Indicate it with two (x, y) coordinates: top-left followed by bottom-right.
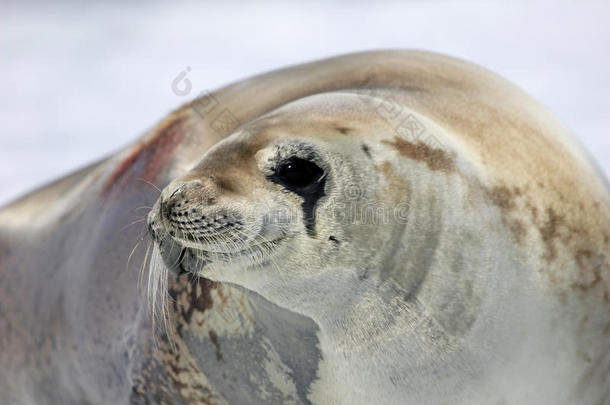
(168, 186), (183, 200)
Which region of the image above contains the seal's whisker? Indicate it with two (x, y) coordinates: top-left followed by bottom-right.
(147, 244), (167, 349)
(135, 177), (162, 193)
(148, 248), (167, 328)
(236, 230), (286, 285)
(126, 233), (146, 275)
(252, 232), (286, 273)
(231, 227), (284, 273)
(140, 240), (153, 293)
(120, 217), (147, 232)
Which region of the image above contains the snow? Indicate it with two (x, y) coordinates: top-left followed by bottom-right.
(1, 0), (608, 205)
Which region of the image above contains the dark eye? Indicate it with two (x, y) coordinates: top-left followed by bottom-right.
(276, 158), (324, 189)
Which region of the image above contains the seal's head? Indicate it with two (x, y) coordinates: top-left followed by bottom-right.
(147, 92), (418, 316)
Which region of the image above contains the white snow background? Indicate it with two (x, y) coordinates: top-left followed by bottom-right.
(1, 1), (608, 206)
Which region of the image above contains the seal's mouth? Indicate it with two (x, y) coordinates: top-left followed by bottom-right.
(158, 233), (292, 276)
(196, 234), (289, 261)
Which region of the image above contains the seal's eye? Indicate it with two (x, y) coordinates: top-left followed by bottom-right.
(276, 158), (324, 189)
(268, 156), (327, 236)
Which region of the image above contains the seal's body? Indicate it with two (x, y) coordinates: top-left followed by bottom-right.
(0, 51), (608, 404)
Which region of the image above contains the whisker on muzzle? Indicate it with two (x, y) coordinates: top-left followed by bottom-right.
(147, 244), (177, 348)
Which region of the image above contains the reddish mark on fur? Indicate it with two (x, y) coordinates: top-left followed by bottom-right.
(103, 146), (143, 194)
(102, 114), (188, 196)
(142, 118), (186, 179)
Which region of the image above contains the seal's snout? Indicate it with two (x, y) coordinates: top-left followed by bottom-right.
(161, 179), (217, 212)
(160, 179), (219, 225)
(156, 177), (247, 247)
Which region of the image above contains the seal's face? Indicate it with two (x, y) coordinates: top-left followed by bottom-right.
(147, 95), (392, 298)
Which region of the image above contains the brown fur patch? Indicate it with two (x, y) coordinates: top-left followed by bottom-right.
(335, 126), (353, 135)
(572, 249), (609, 302)
(157, 277), (223, 401)
(382, 136), (455, 173)
(184, 132), (272, 197)
(155, 338), (218, 403)
(376, 160), (410, 196)
(207, 330), (223, 362)
(486, 181), (609, 303)
(168, 277), (216, 326)
(539, 207), (564, 262)
(487, 184), (528, 244)
(489, 186), (517, 211)
(508, 219), (527, 243)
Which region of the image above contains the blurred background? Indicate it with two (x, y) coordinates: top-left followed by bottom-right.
(1, 0), (608, 206)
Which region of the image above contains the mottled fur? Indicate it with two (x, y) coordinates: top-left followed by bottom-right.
(0, 51), (608, 404)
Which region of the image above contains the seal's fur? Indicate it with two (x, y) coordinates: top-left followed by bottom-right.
(1, 51), (608, 404)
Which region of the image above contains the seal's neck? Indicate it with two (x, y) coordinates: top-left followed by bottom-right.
(254, 263), (427, 348)
(254, 263), (471, 404)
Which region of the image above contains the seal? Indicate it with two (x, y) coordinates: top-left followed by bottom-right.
(1, 51), (609, 404)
